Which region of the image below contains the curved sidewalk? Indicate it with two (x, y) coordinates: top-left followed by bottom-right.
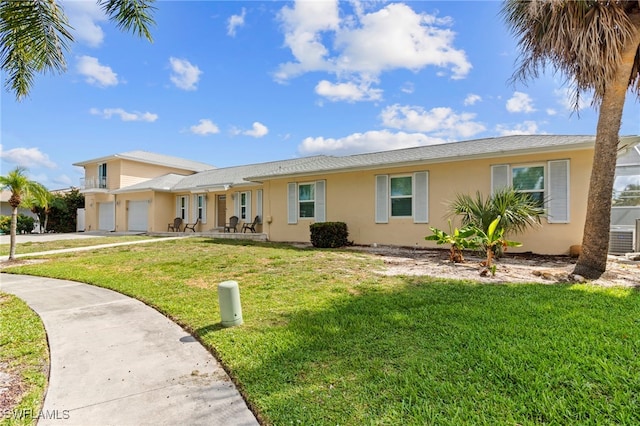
(1, 274), (259, 426)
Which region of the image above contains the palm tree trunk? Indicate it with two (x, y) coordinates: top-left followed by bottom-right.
(574, 24), (640, 279)
(9, 206), (18, 260)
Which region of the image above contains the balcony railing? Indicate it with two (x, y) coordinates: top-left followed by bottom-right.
(79, 177), (108, 190)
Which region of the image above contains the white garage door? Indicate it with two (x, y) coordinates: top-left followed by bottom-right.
(128, 201), (148, 232)
(98, 202), (115, 231)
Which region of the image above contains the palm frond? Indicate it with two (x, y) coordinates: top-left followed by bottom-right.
(0, 0), (73, 100)
(101, 0), (156, 42)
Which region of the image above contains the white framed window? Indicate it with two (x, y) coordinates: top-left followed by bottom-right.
(98, 163), (107, 189)
(287, 181), (326, 224)
(234, 191), (251, 221)
(512, 164), (545, 206)
(492, 159), (570, 223)
(176, 195), (189, 220)
(390, 175), (412, 217)
(375, 172), (428, 224)
(195, 194), (206, 223)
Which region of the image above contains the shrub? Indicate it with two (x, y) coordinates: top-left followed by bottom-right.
(310, 222), (349, 248)
(0, 214), (35, 234)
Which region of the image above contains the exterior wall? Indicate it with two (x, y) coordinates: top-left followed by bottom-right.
(83, 192), (115, 232)
(262, 149), (594, 255)
(119, 160), (196, 189)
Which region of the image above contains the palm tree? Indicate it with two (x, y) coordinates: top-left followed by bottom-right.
(0, 0), (156, 101)
(25, 188), (66, 232)
(0, 167), (48, 260)
(501, 0), (640, 279)
(449, 187), (545, 238)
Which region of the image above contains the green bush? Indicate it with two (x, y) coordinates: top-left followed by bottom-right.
(0, 214), (35, 234)
(309, 222), (350, 248)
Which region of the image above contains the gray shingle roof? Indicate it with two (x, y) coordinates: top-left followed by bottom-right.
(172, 156), (328, 190)
(247, 135), (605, 180)
(73, 150), (215, 172)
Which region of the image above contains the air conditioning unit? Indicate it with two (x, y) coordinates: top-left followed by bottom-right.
(609, 228), (635, 254)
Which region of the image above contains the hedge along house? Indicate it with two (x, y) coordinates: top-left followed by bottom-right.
(246, 135), (639, 255)
(74, 151), (214, 232)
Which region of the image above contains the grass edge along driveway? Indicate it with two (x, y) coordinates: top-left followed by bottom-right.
(3, 238), (639, 425)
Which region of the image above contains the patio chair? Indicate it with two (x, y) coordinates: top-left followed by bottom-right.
(184, 218), (200, 232)
(241, 215), (260, 233)
(168, 217), (183, 232)
(224, 216), (238, 233)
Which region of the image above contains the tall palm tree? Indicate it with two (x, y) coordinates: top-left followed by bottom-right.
(501, 0), (640, 279)
(0, 0), (156, 101)
(0, 167), (48, 260)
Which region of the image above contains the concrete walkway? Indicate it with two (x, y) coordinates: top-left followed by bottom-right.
(1, 274), (259, 426)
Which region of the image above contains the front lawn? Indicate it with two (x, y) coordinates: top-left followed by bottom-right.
(3, 238), (639, 425)
(0, 293), (48, 426)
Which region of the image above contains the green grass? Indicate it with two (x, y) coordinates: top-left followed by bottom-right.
(0, 235), (159, 256)
(0, 294), (48, 426)
(3, 238), (640, 425)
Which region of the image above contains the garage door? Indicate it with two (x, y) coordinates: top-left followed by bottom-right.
(98, 202), (115, 231)
(128, 201), (148, 232)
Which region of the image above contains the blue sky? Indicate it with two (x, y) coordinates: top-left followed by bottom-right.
(2, 0), (639, 190)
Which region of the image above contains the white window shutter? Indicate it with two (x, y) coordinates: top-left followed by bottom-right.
(315, 180), (326, 222)
(246, 191), (252, 222)
(287, 183), (297, 224)
(175, 196), (180, 218)
(256, 189), (263, 220)
(548, 159), (570, 223)
(375, 175), (389, 223)
(234, 192), (240, 216)
(491, 165), (510, 193)
(413, 171), (429, 223)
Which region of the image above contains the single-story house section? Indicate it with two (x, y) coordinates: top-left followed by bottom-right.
(75, 135), (640, 255)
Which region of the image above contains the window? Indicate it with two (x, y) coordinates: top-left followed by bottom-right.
(177, 195), (188, 220)
(512, 165), (545, 206)
(298, 184), (315, 218)
(240, 192), (248, 220)
(234, 191), (251, 221)
(375, 172), (428, 224)
(287, 181), (325, 224)
(195, 194), (206, 223)
(98, 163), (107, 189)
(492, 160), (570, 223)
(390, 176), (412, 217)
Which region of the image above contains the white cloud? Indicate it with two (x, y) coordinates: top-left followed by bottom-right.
(315, 80), (382, 102)
(276, 1), (471, 84)
(169, 58), (202, 91)
(62, 1), (106, 47)
(546, 108), (557, 116)
(380, 104), (486, 139)
(53, 174), (73, 186)
(0, 145), (56, 169)
(90, 108), (158, 122)
(77, 56), (118, 87)
(190, 119), (220, 136)
(400, 82), (414, 94)
(463, 93), (482, 106)
(298, 130), (445, 156)
(227, 8), (246, 37)
(243, 122), (268, 138)
(506, 91), (536, 113)
(496, 121), (542, 136)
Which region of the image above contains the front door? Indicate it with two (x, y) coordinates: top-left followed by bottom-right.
(217, 195), (226, 228)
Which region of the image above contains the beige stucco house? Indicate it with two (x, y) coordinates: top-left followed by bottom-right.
(75, 135), (640, 255)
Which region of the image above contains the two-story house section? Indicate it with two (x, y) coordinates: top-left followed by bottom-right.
(74, 151), (214, 232)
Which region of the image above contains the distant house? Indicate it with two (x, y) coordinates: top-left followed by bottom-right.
(0, 190), (38, 219)
(610, 145), (640, 253)
(74, 135), (640, 255)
